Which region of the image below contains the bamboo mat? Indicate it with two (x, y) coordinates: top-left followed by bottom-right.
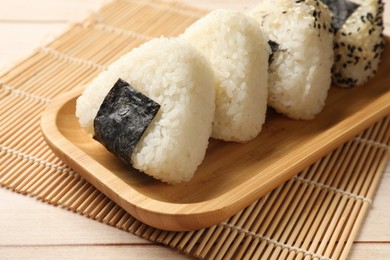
(0, 0), (389, 259)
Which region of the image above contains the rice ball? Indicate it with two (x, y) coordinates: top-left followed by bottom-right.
(76, 37), (215, 183)
(249, 0), (334, 120)
(329, 0), (385, 87)
(181, 10), (270, 142)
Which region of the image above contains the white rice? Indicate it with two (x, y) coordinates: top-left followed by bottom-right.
(76, 37), (215, 184)
(181, 10), (270, 142)
(249, 0), (334, 120)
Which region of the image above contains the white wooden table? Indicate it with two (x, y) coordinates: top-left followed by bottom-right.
(0, 1), (389, 259)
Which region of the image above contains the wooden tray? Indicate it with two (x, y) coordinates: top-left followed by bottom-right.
(41, 40), (390, 231)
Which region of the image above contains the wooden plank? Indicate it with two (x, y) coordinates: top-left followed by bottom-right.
(0, 23), (67, 73)
(0, 188), (146, 245)
(349, 243), (390, 260)
(0, 245), (189, 260)
(0, 0), (106, 21)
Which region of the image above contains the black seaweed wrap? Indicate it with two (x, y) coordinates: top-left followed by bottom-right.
(320, 0), (360, 32)
(93, 78), (160, 164)
(268, 40), (279, 64)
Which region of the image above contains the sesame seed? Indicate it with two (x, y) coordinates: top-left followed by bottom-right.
(354, 56), (360, 65)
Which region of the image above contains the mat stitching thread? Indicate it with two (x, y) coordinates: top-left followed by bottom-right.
(92, 23), (154, 41)
(0, 82), (50, 104)
(123, 0), (204, 18)
(39, 47), (106, 71)
(353, 137), (390, 150)
(220, 222), (331, 260)
(0, 144), (79, 178)
(294, 176), (372, 204)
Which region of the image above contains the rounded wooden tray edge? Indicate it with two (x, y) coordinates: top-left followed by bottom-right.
(40, 88), (244, 231)
(40, 81), (390, 231)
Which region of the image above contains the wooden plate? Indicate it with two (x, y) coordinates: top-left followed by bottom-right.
(41, 43), (390, 231)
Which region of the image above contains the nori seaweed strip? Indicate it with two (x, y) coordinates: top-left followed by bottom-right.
(268, 40), (279, 64)
(93, 78), (160, 164)
(320, 0), (360, 32)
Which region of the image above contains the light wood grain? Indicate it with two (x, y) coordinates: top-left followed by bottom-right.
(0, 246), (188, 260)
(1, 0), (390, 259)
(350, 243), (390, 260)
(0, 188), (188, 260)
(0, 0), (104, 21)
(0, 188), (144, 245)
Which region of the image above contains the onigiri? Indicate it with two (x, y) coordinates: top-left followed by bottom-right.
(249, 0), (334, 120)
(76, 37), (215, 184)
(181, 10), (270, 142)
